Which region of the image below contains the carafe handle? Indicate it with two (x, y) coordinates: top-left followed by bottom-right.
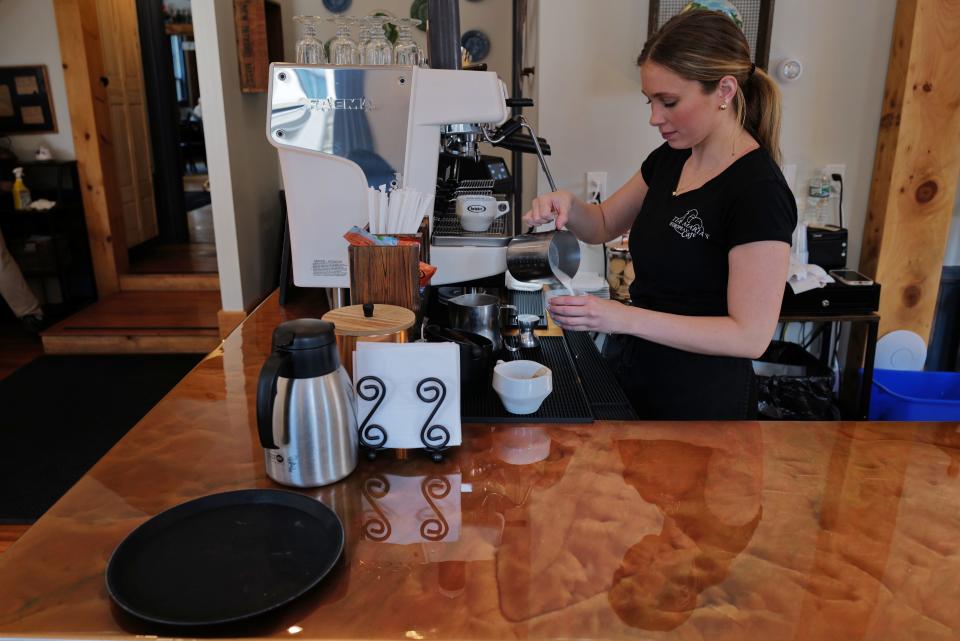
(257, 351), (290, 449)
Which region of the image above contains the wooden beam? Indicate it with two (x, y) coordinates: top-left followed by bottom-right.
(858, 0), (960, 342)
(52, 0), (128, 296)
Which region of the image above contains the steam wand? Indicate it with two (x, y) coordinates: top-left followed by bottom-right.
(482, 116), (557, 192)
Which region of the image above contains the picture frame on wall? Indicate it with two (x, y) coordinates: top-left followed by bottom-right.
(0, 65), (57, 134)
(647, 0), (775, 70)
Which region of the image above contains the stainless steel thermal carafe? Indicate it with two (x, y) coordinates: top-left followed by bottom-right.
(257, 319), (358, 487)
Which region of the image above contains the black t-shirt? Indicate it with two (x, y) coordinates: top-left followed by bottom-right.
(628, 143), (797, 316)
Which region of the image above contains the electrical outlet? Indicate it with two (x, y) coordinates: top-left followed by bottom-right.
(586, 171), (607, 204)
(824, 163), (846, 183)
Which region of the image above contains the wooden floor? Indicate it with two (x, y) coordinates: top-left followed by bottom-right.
(41, 290), (222, 354)
(128, 242), (218, 274)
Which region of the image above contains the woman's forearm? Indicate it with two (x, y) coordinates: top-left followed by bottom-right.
(617, 306), (773, 359)
(563, 200), (610, 244)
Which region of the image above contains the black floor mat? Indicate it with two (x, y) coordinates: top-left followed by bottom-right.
(563, 331), (639, 420)
(0, 354), (202, 522)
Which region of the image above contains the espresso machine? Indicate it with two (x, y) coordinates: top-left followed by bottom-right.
(266, 0), (554, 289)
(268, 64), (517, 287)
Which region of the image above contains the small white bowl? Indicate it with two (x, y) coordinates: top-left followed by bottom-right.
(492, 360), (552, 415)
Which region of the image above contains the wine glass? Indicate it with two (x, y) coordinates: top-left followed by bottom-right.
(293, 15), (327, 64)
(327, 16), (358, 65)
(362, 16), (393, 65)
(356, 16), (372, 63)
(393, 18), (421, 66)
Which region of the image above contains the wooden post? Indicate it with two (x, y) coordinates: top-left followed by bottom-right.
(858, 0), (960, 343)
(53, 0), (128, 297)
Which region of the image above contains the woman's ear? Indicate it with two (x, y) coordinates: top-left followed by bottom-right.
(717, 75), (739, 105)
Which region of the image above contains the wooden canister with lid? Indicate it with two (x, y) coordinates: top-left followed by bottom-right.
(321, 303), (416, 380)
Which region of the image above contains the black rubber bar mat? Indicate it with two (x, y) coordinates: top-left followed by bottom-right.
(563, 331), (639, 421)
(461, 336), (593, 423)
(506, 290), (547, 329)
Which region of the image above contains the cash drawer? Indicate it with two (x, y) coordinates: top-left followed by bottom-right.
(780, 282), (881, 316)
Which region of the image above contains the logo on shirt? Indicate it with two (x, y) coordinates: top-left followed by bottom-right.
(670, 209), (710, 240)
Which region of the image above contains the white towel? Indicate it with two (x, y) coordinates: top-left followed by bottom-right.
(787, 255), (835, 294)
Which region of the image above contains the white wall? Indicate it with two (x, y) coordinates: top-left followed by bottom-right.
(536, 0), (650, 274)
(0, 0), (75, 161)
(535, 0), (900, 276)
(193, 0), (284, 311)
(945, 190), (960, 266)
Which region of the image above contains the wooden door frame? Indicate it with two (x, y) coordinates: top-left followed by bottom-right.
(53, 0), (128, 297)
(135, 0), (189, 244)
(53, 0), (195, 300)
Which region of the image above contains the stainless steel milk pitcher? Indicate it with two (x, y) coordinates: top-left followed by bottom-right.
(447, 293), (517, 353)
(506, 229), (580, 284)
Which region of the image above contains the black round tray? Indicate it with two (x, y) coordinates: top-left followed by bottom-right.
(106, 488), (344, 627)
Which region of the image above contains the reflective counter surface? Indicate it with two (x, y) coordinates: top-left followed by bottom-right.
(1, 292), (959, 640)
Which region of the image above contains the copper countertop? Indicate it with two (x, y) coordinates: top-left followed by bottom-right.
(1, 291), (959, 640)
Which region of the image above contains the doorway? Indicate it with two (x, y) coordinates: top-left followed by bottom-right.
(125, 0), (216, 275)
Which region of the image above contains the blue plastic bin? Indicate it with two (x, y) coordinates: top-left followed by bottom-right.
(869, 369), (960, 421)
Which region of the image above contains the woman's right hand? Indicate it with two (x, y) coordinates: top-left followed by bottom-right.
(523, 190), (575, 230)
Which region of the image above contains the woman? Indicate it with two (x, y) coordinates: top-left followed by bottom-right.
(524, 9), (796, 420)
(0, 228), (44, 333)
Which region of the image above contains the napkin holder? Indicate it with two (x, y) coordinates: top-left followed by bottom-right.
(353, 342), (461, 462)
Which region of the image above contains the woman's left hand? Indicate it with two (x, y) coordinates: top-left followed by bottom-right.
(547, 294), (631, 334)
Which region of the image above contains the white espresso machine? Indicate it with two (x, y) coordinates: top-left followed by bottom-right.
(266, 64), (514, 287)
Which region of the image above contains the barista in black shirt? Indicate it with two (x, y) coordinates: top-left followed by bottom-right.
(523, 9), (797, 419)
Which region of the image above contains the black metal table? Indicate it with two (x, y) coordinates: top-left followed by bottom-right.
(779, 312), (880, 420)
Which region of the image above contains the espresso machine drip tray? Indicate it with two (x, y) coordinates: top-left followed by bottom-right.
(432, 179), (514, 247)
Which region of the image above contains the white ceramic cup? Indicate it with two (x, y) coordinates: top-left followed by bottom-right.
(492, 359), (552, 415)
(455, 195), (510, 232)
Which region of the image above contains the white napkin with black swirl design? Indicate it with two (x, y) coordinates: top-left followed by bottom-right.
(353, 342), (461, 451)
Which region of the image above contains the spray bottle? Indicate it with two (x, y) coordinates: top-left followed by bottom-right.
(12, 167), (31, 210)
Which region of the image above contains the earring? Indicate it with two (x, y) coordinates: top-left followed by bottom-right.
(719, 103), (728, 111)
